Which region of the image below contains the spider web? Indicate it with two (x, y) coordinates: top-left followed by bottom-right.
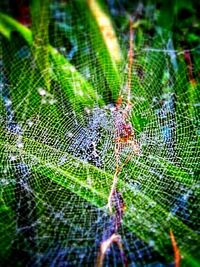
(0, 1), (200, 266)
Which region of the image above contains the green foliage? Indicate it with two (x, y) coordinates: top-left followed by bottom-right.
(0, 1), (199, 266)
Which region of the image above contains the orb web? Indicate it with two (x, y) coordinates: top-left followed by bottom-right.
(0, 1), (200, 266)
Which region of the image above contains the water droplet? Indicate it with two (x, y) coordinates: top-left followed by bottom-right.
(38, 88), (46, 96)
(70, 66), (76, 73)
(17, 141), (23, 149)
(149, 240), (155, 247)
(27, 120), (33, 127)
(5, 98), (12, 106)
(49, 98), (57, 105)
(9, 154), (17, 161)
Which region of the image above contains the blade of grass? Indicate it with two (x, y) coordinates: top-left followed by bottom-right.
(73, 0), (123, 102)
(31, 0), (51, 91)
(0, 12), (104, 115)
(0, 127), (199, 263)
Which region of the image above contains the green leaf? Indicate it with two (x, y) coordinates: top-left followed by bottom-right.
(0, 12), (32, 44)
(0, 12), (103, 116)
(73, 0), (123, 102)
(0, 127), (199, 263)
(31, 0), (51, 91)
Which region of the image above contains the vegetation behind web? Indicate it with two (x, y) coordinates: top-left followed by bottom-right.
(0, 0), (199, 266)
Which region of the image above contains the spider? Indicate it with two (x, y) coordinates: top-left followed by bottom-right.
(97, 14), (139, 267)
(115, 119), (140, 155)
